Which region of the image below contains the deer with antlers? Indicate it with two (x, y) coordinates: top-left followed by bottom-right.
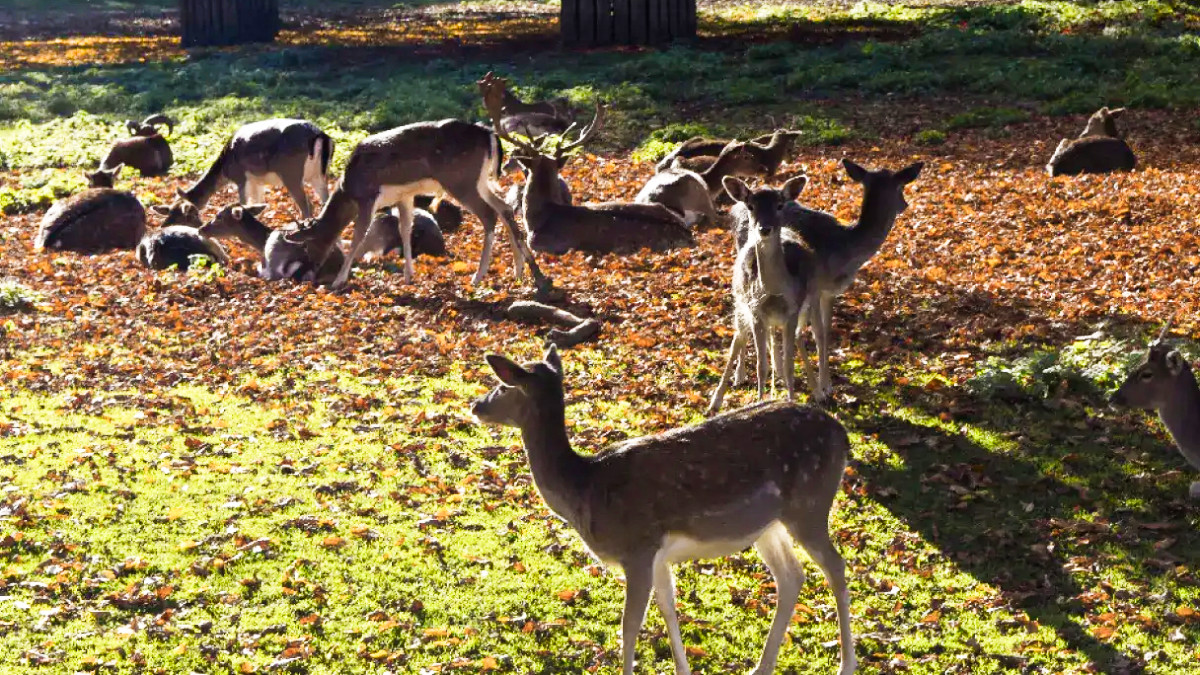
(480, 74), (692, 255)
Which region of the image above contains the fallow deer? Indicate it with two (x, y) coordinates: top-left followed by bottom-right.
(1047, 107), (1136, 176)
(199, 204), (344, 285)
(35, 167), (145, 253)
(472, 345), (857, 675)
(101, 113), (174, 177)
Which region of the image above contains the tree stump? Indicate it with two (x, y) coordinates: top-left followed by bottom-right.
(179, 0), (280, 47)
(562, 0), (695, 46)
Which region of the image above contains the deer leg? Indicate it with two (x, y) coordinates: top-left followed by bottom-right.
(817, 294), (835, 399)
(750, 523), (804, 675)
(330, 199), (376, 290)
(395, 200), (416, 282)
(478, 182), (559, 297)
(751, 318), (769, 401)
(652, 553), (692, 675)
(782, 314), (799, 402)
(708, 325), (747, 416)
(620, 560), (654, 675)
(788, 519), (856, 675)
(795, 306), (819, 398)
(305, 149), (330, 204)
(280, 168), (312, 220)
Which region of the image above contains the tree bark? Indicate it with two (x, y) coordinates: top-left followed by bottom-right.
(180, 0), (279, 47)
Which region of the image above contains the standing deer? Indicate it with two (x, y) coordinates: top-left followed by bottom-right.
(481, 76), (692, 254)
(657, 130), (801, 177)
(281, 77), (555, 295)
(709, 176), (816, 414)
(101, 113), (175, 177)
(472, 345), (856, 675)
(1110, 321), (1200, 498)
(1047, 107), (1136, 176)
(154, 119), (333, 225)
(636, 142), (765, 225)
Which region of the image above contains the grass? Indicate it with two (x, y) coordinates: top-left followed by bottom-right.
(1, 353), (1197, 674)
(1, 1), (1199, 171)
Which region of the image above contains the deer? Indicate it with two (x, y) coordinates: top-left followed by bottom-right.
(281, 75), (555, 296)
(199, 204), (345, 285)
(1110, 320), (1200, 499)
(499, 86), (571, 137)
(657, 130), (802, 177)
(101, 113), (175, 177)
(636, 142), (765, 226)
(708, 176), (817, 414)
(153, 119), (333, 227)
(1047, 107), (1136, 176)
(481, 76), (693, 255)
(136, 224), (230, 271)
(361, 207), (448, 259)
(472, 344), (857, 675)
(35, 166), (145, 253)
(725, 160), (923, 401)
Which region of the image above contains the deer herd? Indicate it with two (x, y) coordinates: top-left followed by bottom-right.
(23, 72), (1198, 674)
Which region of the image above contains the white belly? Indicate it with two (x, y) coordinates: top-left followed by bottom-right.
(374, 179), (443, 211)
(657, 526), (774, 565)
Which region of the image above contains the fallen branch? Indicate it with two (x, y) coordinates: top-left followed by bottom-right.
(506, 301), (600, 348)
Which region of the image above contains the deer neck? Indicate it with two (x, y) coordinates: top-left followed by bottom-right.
(522, 163), (565, 231)
(516, 398), (591, 523)
(1159, 365), (1200, 466)
(845, 186), (902, 259)
(184, 146), (231, 208)
(753, 233), (790, 294)
(231, 217), (272, 253)
(307, 187), (358, 252)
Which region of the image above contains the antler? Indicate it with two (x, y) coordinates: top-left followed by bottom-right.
(551, 102), (604, 163)
(141, 114), (175, 136)
(1155, 316), (1175, 344)
(477, 72), (542, 157)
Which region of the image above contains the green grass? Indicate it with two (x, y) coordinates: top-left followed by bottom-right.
(2, 0), (1199, 172)
(0, 354), (1197, 674)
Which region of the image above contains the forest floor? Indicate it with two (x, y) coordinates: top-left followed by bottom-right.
(2, 1), (1200, 673)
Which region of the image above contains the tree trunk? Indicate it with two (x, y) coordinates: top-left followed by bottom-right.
(562, 0), (693, 45)
(179, 0), (279, 47)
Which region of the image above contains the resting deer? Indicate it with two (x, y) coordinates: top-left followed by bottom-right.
(101, 113), (174, 177)
(1110, 320), (1200, 498)
(657, 130), (801, 177)
(472, 345), (856, 675)
(1047, 107), (1136, 176)
(361, 207), (448, 259)
(199, 204), (344, 285)
(36, 166), (145, 253)
(136, 225), (229, 271)
(637, 142), (765, 225)
(282, 75), (554, 295)
(482, 77), (692, 254)
(709, 176), (816, 414)
(500, 87), (571, 138)
(154, 119), (333, 225)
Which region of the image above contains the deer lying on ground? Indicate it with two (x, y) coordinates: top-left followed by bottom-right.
(636, 142), (764, 226)
(35, 165), (145, 253)
(473, 344), (857, 675)
(101, 114), (175, 177)
(199, 204), (344, 285)
(1047, 107), (1136, 176)
(155, 119), (333, 226)
(282, 75), (555, 295)
(726, 160), (923, 401)
(1110, 320), (1200, 499)
(657, 130), (802, 177)
(499, 86), (571, 137)
(482, 77), (692, 254)
(361, 207), (448, 259)
(709, 176), (816, 414)
(136, 224), (229, 271)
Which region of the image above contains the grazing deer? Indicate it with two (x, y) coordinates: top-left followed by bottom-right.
(709, 176), (816, 414)
(638, 142), (764, 226)
(481, 77), (692, 255)
(101, 113), (174, 177)
(1110, 321), (1200, 498)
(282, 78), (554, 295)
(1047, 107), (1136, 176)
(199, 204), (344, 285)
(657, 130), (801, 177)
(136, 226), (229, 271)
(155, 119), (333, 226)
(472, 344), (857, 675)
(35, 168), (145, 253)
(726, 160), (922, 401)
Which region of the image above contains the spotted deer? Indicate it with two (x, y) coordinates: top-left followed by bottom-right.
(101, 113), (174, 177)
(472, 345), (856, 675)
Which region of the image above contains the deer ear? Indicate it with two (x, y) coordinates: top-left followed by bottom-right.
(245, 204), (268, 218)
(150, 204), (171, 216)
(842, 159), (868, 183)
(1167, 350), (1187, 376)
(486, 354), (531, 387)
(781, 175), (807, 201)
(722, 176), (751, 204)
(543, 343), (562, 374)
(176, 187), (188, 200)
(109, 163), (124, 176)
(896, 162), (924, 184)
(1109, 107), (1126, 118)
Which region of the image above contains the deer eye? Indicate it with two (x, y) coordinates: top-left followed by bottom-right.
(1139, 370), (1154, 381)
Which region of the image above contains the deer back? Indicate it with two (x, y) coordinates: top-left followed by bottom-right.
(136, 225), (229, 271)
(225, 119), (331, 181)
(36, 189), (146, 253)
(1047, 136), (1136, 176)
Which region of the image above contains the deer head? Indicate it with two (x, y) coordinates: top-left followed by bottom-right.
(1079, 107), (1126, 140)
(84, 164), (122, 188)
(1110, 319), (1192, 410)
